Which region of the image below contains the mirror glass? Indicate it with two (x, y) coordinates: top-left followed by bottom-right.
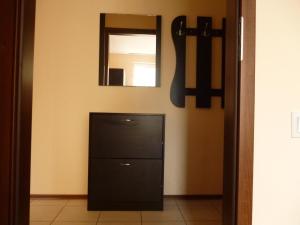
(99, 13), (161, 87)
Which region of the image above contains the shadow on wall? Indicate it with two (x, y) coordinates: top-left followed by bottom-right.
(183, 15), (224, 195)
(185, 98), (224, 195)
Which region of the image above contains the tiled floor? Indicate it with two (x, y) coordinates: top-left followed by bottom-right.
(30, 198), (222, 225)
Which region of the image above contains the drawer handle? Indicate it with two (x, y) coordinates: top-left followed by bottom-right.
(120, 163), (132, 167)
(122, 118), (133, 122)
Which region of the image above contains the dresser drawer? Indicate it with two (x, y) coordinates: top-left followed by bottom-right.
(89, 114), (164, 158)
(88, 158), (163, 207)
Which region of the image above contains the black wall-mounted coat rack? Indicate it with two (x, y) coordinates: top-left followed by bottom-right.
(170, 16), (226, 108)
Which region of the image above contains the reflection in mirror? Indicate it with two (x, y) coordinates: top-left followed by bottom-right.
(99, 13), (161, 87)
(108, 34), (156, 86)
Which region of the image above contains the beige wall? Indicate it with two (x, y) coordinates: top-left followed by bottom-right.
(253, 0), (300, 224)
(31, 0), (226, 195)
(106, 14), (156, 29)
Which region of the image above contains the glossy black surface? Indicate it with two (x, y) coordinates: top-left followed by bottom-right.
(170, 16), (186, 108)
(88, 159), (163, 210)
(89, 114), (163, 159)
(88, 113), (165, 211)
(170, 16), (226, 108)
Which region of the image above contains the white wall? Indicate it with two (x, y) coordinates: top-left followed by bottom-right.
(31, 0), (226, 195)
(253, 0), (300, 224)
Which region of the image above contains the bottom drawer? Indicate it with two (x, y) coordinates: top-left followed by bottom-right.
(88, 158), (163, 210)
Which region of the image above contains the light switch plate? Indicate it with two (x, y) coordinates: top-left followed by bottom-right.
(291, 112), (300, 138)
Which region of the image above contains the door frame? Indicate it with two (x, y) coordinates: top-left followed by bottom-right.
(223, 0), (256, 224)
(0, 0), (35, 224)
(0, 0), (255, 224)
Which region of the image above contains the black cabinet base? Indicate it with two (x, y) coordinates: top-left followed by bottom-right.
(88, 113), (165, 212)
(88, 201), (163, 211)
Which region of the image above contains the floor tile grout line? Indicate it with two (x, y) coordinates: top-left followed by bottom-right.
(29, 199), (68, 224)
(176, 198), (224, 225)
(175, 198), (188, 225)
(214, 206), (223, 216)
(142, 198), (182, 224)
(207, 200), (223, 219)
(211, 201), (223, 216)
(49, 200), (68, 225)
(30, 197), (222, 225)
(96, 210), (102, 224)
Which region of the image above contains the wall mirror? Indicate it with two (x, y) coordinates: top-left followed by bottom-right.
(99, 13), (161, 87)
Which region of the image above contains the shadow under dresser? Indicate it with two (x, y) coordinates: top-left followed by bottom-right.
(88, 113), (165, 211)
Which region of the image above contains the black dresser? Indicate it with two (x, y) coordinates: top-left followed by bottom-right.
(88, 113), (165, 211)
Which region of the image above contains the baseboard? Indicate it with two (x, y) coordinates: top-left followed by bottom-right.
(30, 194), (222, 200)
(164, 194), (223, 200)
(30, 194), (87, 199)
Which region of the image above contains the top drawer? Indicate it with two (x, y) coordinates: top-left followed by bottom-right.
(89, 113), (164, 159)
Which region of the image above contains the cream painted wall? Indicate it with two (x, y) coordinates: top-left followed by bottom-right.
(31, 0), (226, 195)
(106, 14), (156, 29)
(253, 0), (300, 224)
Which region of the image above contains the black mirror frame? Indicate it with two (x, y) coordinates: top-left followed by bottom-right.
(99, 13), (162, 87)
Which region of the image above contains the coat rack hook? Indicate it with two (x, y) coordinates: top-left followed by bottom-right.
(202, 22), (209, 37)
(171, 16), (226, 108)
(177, 21), (185, 36)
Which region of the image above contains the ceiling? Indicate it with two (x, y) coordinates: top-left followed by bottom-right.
(109, 34), (156, 55)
